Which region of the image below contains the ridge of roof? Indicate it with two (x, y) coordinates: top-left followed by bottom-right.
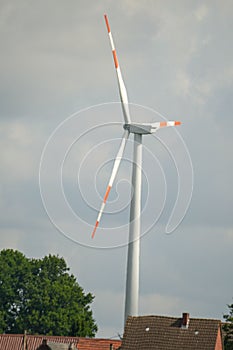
(129, 314), (221, 322)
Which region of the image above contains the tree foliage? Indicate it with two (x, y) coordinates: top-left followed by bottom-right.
(223, 303), (233, 350)
(0, 249), (97, 336)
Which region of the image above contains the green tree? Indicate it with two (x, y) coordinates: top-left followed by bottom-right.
(0, 249), (97, 336)
(223, 303), (233, 350)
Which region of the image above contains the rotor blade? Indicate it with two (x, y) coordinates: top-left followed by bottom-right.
(153, 121), (181, 128)
(104, 14), (131, 124)
(92, 130), (129, 238)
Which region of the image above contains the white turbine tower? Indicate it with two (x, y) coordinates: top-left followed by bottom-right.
(92, 14), (181, 324)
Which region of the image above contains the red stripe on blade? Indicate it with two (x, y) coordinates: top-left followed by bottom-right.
(104, 185), (111, 203)
(112, 50), (119, 68)
(160, 121), (167, 127)
(175, 121), (181, 125)
(91, 221), (99, 239)
(104, 14), (111, 33)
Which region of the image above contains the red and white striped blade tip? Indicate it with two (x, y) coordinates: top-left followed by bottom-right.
(160, 121), (181, 127)
(91, 185), (112, 239)
(91, 221), (99, 239)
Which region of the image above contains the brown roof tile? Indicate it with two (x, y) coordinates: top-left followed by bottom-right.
(0, 334), (122, 350)
(0, 334), (79, 349)
(77, 338), (121, 350)
(121, 315), (222, 350)
(0, 334), (79, 350)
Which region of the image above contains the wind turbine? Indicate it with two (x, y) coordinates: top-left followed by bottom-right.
(91, 14), (181, 324)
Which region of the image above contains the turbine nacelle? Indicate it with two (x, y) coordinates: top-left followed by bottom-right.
(124, 121), (181, 135)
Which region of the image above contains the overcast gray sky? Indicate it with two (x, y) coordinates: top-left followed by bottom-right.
(1, 0), (233, 338)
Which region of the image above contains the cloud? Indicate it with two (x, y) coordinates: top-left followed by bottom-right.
(0, 0), (233, 337)
(0, 121), (43, 181)
(91, 290), (124, 337)
(195, 4), (209, 22)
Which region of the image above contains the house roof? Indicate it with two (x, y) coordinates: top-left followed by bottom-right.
(121, 315), (222, 350)
(0, 334), (79, 350)
(77, 338), (121, 350)
(0, 334), (121, 350)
